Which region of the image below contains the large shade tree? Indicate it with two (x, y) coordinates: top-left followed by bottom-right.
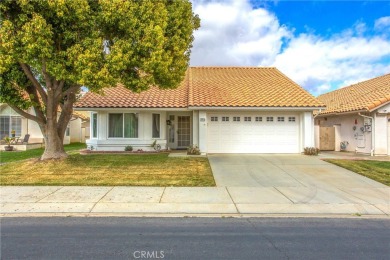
(0, 0), (200, 160)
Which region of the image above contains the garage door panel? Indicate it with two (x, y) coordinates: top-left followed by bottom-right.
(207, 113), (299, 153)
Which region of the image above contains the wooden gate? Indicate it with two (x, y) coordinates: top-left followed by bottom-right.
(319, 127), (335, 151)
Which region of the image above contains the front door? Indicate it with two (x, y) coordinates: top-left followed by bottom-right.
(177, 116), (191, 148)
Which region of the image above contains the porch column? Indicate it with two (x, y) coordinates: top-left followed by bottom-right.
(198, 111), (207, 154)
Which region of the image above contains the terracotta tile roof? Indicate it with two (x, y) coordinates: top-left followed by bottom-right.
(75, 67), (324, 109)
(72, 111), (89, 121)
(188, 67), (323, 107)
(317, 73), (390, 115)
(75, 72), (189, 108)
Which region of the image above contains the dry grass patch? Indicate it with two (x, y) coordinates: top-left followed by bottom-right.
(0, 154), (215, 186)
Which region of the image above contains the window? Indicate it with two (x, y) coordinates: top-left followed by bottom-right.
(0, 116), (22, 139)
(277, 117), (285, 122)
(222, 116), (229, 122)
(244, 116), (251, 122)
(233, 116), (240, 122)
(92, 113), (97, 138)
(108, 113), (138, 138)
(255, 117), (262, 122)
(266, 117), (273, 122)
(288, 117), (296, 122)
(211, 116), (218, 122)
(152, 114), (160, 138)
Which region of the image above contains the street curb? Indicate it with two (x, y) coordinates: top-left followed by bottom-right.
(1, 213), (389, 219)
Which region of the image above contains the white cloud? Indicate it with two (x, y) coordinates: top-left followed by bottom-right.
(375, 16), (390, 30)
(273, 34), (390, 95)
(191, 0), (290, 66)
(190, 0), (390, 95)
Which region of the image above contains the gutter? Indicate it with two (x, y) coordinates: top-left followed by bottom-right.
(358, 113), (374, 156)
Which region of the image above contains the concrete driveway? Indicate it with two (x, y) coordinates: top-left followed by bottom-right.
(208, 154), (389, 212)
(1, 154), (388, 216)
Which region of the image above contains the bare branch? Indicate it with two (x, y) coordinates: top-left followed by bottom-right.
(19, 63), (48, 105)
(8, 104), (45, 125)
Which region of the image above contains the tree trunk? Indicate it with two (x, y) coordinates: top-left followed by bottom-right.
(39, 93), (70, 160)
(40, 123), (68, 160)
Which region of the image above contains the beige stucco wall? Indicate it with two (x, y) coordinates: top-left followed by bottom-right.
(316, 102), (390, 155)
(317, 114), (372, 154)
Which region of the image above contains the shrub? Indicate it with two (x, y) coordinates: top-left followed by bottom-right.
(303, 147), (320, 156)
(187, 144), (201, 155)
(124, 145), (133, 152)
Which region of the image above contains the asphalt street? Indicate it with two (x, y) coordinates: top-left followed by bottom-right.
(1, 217), (389, 259)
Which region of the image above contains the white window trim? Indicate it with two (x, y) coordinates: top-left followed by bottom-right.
(0, 115), (22, 138)
(107, 112), (139, 139)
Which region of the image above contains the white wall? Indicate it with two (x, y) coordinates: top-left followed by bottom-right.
(87, 110), (167, 151)
(70, 118), (82, 143)
(302, 111), (314, 148)
(198, 111), (207, 153)
(375, 102), (390, 155)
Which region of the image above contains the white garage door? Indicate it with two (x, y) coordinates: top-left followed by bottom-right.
(207, 113), (300, 153)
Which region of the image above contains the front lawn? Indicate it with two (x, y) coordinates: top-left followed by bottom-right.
(0, 153), (215, 186)
(324, 159), (390, 186)
(0, 143), (86, 163)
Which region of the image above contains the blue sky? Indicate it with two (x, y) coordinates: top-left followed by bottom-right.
(260, 1), (390, 36)
(190, 0), (390, 95)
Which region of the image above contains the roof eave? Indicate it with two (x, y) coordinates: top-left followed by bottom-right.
(188, 106), (326, 111)
(317, 109), (369, 117)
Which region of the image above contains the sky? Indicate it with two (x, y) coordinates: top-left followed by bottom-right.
(190, 0), (390, 96)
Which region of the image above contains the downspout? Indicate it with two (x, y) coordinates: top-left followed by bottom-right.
(358, 113), (374, 156)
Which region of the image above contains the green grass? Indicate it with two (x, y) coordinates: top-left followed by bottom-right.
(324, 159), (390, 186)
(0, 142), (86, 163)
(0, 153), (215, 186)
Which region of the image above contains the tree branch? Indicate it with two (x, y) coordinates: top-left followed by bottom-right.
(8, 104), (45, 125)
(42, 60), (53, 91)
(25, 84), (46, 123)
(19, 63), (48, 105)
(62, 85), (81, 98)
(57, 92), (76, 138)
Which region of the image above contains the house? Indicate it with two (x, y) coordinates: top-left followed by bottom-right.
(0, 104), (90, 150)
(74, 67), (324, 153)
(315, 73), (390, 156)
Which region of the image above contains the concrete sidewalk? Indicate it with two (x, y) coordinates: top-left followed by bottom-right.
(1, 186), (389, 217)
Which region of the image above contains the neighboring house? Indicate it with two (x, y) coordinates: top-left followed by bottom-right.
(74, 67), (324, 153)
(0, 104), (90, 150)
(315, 73), (390, 156)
